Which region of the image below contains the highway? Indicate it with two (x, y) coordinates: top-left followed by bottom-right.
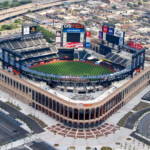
(0, 0), (86, 22)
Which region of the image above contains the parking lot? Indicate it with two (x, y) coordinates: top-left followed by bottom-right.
(0, 111), (28, 146)
(10, 139), (57, 150)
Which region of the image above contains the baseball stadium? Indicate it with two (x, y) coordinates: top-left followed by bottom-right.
(0, 22), (149, 130)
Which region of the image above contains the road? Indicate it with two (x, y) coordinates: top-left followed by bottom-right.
(0, 100), (44, 134)
(0, 0), (86, 22)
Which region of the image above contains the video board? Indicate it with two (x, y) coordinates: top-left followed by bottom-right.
(22, 24), (37, 35)
(62, 23), (85, 48)
(30, 26), (37, 34)
(106, 34), (119, 45)
(100, 22), (125, 45)
(67, 33), (80, 42)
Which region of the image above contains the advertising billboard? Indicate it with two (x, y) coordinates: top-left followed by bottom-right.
(23, 27), (30, 35)
(85, 43), (90, 48)
(30, 26), (37, 34)
(62, 23), (85, 48)
(85, 31), (91, 48)
(56, 31), (61, 47)
(99, 31), (102, 39)
(119, 37), (124, 45)
(86, 31), (91, 37)
(63, 23), (84, 29)
(63, 23), (84, 33)
(103, 32), (106, 40)
(114, 28), (124, 38)
(100, 23), (125, 46)
(63, 42), (83, 48)
(63, 33), (67, 47)
(103, 25), (108, 33)
(128, 41), (143, 50)
(80, 33), (84, 43)
(108, 27), (114, 35)
(56, 31), (61, 37)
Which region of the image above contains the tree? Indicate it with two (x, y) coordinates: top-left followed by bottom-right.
(127, 2), (132, 7)
(36, 25), (55, 43)
(3, 1), (9, 7)
(112, 5), (117, 9)
(1, 25), (11, 30)
(13, 0), (18, 2)
(14, 19), (22, 24)
(27, 9), (32, 13)
(84, 21), (88, 26)
(138, 1), (142, 5)
(133, 4), (138, 7)
(92, 16), (98, 20)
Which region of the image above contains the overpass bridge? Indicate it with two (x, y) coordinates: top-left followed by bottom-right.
(0, 0), (86, 22)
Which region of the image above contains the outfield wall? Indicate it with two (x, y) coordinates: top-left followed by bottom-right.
(0, 67), (150, 128)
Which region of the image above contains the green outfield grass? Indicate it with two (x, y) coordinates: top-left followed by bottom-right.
(31, 61), (113, 76)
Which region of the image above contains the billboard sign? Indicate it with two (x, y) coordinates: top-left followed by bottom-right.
(103, 25), (108, 33)
(99, 31), (102, 39)
(30, 26), (37, 34)
(128, 41), (143, 50)
(56, 31), (61, 47)
(103, 32), (106, 40)
(63, 23), (84, 29)
(85, 31), (91, 48)
(63, 42), (83, 48)
(80, 33), (84, 43)
(23, 27), (30, 35)
(114, 28), (124, 38)
(86, 31), (91, 37)
(63, 23), (84, 32)
(119, 37), (124, 45)
(63, 28), (84, 33)
(63, 33), (67, 47)
(56, 31), (61, 37)
(86, 37), (90, 43)
(108, 27), (114, 35)
(63, 23), (85, 48)
(85, 42), (90, 48)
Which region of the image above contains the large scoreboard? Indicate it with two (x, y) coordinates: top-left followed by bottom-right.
(99, 23), (125, 46)
(62, 23), (85, 48)
(22, 23), (37, 36)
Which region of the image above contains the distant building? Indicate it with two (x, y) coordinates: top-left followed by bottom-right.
(1, 0), (25, 3)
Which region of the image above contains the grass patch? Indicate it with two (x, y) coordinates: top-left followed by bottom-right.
(132, 102), (150, 111)
(28, 114), (47, 128)
(117, 111), (133, 127)
(5, 101), (21, 110)
(31, 61), (113, 76)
